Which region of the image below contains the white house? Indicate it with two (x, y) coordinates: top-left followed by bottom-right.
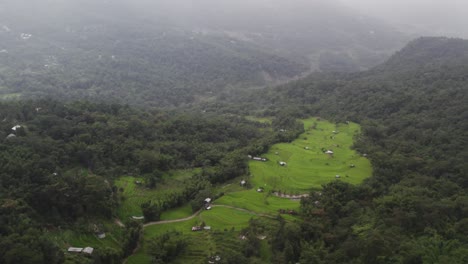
(279, 161), (287, 166)
(325, 150), (334, 154)
(204, 198), (212, 203)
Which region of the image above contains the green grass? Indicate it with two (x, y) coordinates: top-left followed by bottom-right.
(115, 169), (199, 220)
(160, 204), (193, 221)
(47, 220), (124, 253)
(216, 190), (300, 216)
(249, 117), (372, 193)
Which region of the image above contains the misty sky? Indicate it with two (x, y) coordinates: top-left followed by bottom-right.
(340, 0), (468, 37)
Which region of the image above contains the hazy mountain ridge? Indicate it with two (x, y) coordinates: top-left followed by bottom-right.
(0, 0), (409, 107)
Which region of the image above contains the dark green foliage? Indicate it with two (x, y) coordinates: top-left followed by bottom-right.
(147, 231), (187, 263)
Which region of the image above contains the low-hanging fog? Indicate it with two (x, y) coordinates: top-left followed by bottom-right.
(340, 0), (468, 38)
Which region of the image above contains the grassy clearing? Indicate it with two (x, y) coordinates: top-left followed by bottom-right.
(160, 204), (193, 221)
(216, 190), (300, 216)
(115, 169), (199, 220)
(249, 117), (372, 193)
(47, 220), (124, 253)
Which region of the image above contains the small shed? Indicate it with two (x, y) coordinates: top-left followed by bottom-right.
(83, 247), (94, 254)
(335, 175), (341, 179)
(68, 247), (83, 253)
(97, 232), (106, 239)
(204, 198), (212, 203)
(11, 125), (21, 131)
(206, 206), (212, 210)
(204, 226), (211, 230)
(325, 150), (334, 154)
(279, 161), (287, 166)
(240, 180), (246, 186)
(6, 133), (16, 139)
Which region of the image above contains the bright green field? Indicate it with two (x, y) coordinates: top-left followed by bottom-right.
(249, 118), (372, 193)
(216, 190), (300, 217)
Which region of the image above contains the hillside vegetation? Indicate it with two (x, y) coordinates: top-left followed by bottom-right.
(211, 36), (468, 263)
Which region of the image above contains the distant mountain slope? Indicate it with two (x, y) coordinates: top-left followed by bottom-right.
(0, 0), (409, 106)
(376, 37), (468, 72)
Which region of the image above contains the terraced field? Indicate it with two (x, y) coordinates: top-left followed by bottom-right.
(249, 118), (372, 193)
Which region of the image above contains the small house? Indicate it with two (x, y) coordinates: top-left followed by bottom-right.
(11, 125), (21, 131)
(240, 180), (246, 186)
(350, 164), (355, 168)
(325, 150), (334, 154)
(206, 206), (212, 210)
(335, 175), (340, 179)
(204, 226), (211, 230)
(279, 161), (287, 166)
(97, 233), (106, 239)
(6, 133), (16, 139)
(257, 188), (264, 193)
(305, 147), (310, 150)
(204, 198), (212, 204)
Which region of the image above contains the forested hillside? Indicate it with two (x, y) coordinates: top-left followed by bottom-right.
(0, 99), (307, 263)
(212, 37), (468, 263)
(0, 0), (408, 107)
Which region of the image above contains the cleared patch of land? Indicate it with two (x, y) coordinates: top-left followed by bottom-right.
(115, 169), (199, 220)
(249, 118), (372, 193)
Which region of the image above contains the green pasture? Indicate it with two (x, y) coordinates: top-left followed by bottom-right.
(160, 204), (193, 221)
(215, 190), (300, 216)
(249, 118), (372, 192)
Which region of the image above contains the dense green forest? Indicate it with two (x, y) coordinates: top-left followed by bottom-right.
(0, 4), (467, 260)
(0, 99), (306, 263)
(0, 0), (408, 107)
